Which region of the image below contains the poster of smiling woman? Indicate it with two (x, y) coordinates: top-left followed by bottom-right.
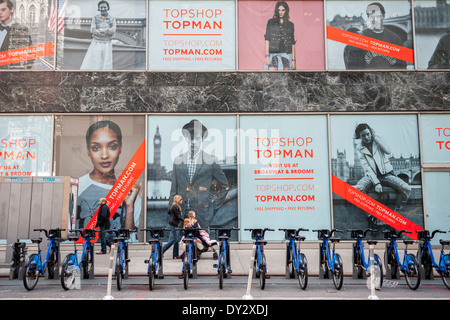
(54, 115), (146, 242)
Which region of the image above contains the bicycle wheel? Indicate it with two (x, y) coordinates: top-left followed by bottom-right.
(61, 253), (77, 290)
(355, 247), (364, 279)
(148, 254), (155, 291)
(421, 248), (433, 279)
(183, 255), (190, 290)
(23, 253), (40, 291)
(47, 248), (55, 279)
(82, 245), (94, 279)
(404, 254), (421, 290)
(332, 253), (344, 290)
(387, 249), (398, 278)
(321, 246), (329, 278)
(374, 254), (384, 289)
(295, 253), (308, 290)
(287, 244), (295, 278)
(440, 254), (450, 289)
(218, 252), (225, 289)
(115, 255), (123, 291)
(259, 253), (266, 290)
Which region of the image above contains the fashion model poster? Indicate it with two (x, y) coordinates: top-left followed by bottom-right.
(238, 0), (325, 70)
(330, 115), (424, 240)
(0, 0), (56, 70)
(0, 115), (52, 177)
(239, 115), (331, 241)
(56, 0), (146, 70)
(415, 0), (450, 69)
(148, 0), (236, 71)
(326, 0), (414, 70)
(54, 115), (146, 242)
(147, 115), (238, 239)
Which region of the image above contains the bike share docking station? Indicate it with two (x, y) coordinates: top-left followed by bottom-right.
(0, 176), (79, 280)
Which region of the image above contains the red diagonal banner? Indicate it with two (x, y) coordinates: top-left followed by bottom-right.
(326, 25), (414, 64)
(78, 139), (146, 243)
(0, 42), (55, 66)
(332, 175), (422, 240)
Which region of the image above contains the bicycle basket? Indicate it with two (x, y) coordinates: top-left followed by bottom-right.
(49, 229), (62, 239)
(383, 229), (395, 239)
(251, 229), (263, 240)
(350, 230), (363, 239)
(317, 229), (330, 239)
(118, 229), (130, 238)
(82, 229), (95, 239)
(416, 230), (430, 240)
(150, 229), (164, 238)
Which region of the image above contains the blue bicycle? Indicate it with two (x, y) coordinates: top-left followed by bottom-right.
(23, 228), (65, 291)
(384, 229), (421, 290)
(313, 229), (344, 290)
(109, 228), (136, 291)
(348, 228), (383, 288)
(142, 227), (168, 291)
(416, 229), (450, 289)
(177, 227), (203, 290)
(61, 229), (98, 290)
(279, 228), (309, 290)
(211, 227), (239, 289)
(245, 228), (274, 290)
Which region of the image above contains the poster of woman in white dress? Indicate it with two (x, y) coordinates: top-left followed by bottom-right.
(57, 0), (146, 70)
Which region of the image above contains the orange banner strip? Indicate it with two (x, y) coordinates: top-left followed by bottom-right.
(0, 42), (55, 66)
(78, 139), (146, 243)
(326, 25), (414, 64)
(332, 175), (422, 240)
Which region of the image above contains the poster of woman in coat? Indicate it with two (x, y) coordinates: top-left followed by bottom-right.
(330, 114), (424, 239)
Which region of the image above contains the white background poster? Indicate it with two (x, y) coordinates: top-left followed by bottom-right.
(0, 116), (52, 177)
(420, 114), (450, 164)
(239, 115), (331, 241)
(148, 0), (236, 70)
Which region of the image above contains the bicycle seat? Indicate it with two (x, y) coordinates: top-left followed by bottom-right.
(31, 238), (42, 244)
(296, 236), (306, 241)
(330, 237), (340, 243)
(440, 240), (450, 246)
(367, 240), (378, 245)
(403, 240), (414, 245)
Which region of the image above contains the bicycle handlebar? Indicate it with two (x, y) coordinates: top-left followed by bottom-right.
(383, 229), (411, 239)
(312, 228), (342, 238)
(33, 228), (66, 239)
(244, 228), (274, 240)
(278, 228), (309, 238)
(107, 228), (137, 238)
(416, 229), (446, 240)
(347, 228), (377, 239)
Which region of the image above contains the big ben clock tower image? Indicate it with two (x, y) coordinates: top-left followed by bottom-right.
(153, 126), (162, 166)
(148, 126), (168, 181)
